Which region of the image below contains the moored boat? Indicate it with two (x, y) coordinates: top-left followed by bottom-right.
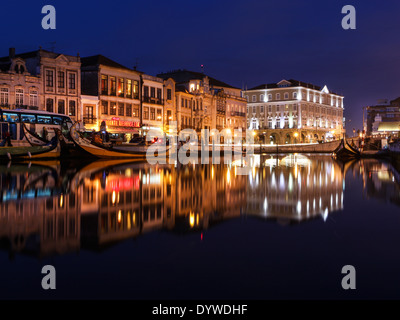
(333, 138), (361, 160)
(69, 122), (170, 159)
(0, 135), (60, 162)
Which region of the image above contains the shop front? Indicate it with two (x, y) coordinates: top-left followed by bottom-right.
(105, 117), (140, 143)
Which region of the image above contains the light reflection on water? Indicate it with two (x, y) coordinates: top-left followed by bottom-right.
(0, 155), (399, 259)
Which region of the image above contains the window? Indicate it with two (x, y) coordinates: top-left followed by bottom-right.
(3, 112), (19, 122)
(268, 105), (272, 112)
(260, 106), (264, 113)
(126, 79), (132, 98)
(15, 88), (24, 106)
(0, 88), (9, 105)
(167, 110), (172, 120)
(252, 95), (256, 102)
(58, 71), (65, 88)
(157, 109), (162, 121)
(133, 106), (139, 117)
(293, 92), (297, 99)
(157, 88), (162, 99)
(144, 86), (149, 97)
(101, 101), (108, 115)
(268, 94), (272, 101)
(21, 114), (36, 123)
(133, 81), (139, 99)
(253, 106), (256, 113)
(29, 90), (38, 107)
(260, 94), (264, 102)
(46, 70), (54, 88)
(110, 77), (116, 96)
(126, 104), (132, 116)
(110, 102), (117, 115)
(284, 93), (289, 99)
(46, 98), (54, 112)
(37, 115), (52, 124)
(118, 103), (124, 116)
(118, 78), (124, 97)
(144, 107), (149, 119)
(150, 87), (155, 98)
(58, 100), (65, 114)
(276, 93), (281, 100)
(167, 89), (172, 100)
(68, 73), (76, 90)
(101, 75), (108, 95)
(293, 104), (297, 111)
(69, 100), (76, 116)
(150, 107), (155, 120)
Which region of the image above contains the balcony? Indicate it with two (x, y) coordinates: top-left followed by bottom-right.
(142, 96), (163, 105)
(83, 117), (97, 125)
(1, 104), (39, 110)
(230, 111), (246, 117)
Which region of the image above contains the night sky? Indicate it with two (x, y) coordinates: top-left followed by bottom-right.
(1, 0), (400, 130)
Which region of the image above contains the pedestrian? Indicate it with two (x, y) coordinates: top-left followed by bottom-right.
(5, 131), (12, 147)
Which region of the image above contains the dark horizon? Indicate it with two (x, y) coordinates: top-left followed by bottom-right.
(1, 0), (400, 130)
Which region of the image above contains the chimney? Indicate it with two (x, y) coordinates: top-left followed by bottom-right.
(9, 47), (15, 59)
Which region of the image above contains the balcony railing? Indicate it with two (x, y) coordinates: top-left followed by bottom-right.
(83, 117), (97, 125)
(230, 111), (246, 117)
(142, 96), (163, 105)
(1, 104), (39, 110)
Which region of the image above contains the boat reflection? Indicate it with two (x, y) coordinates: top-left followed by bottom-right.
(1, 155), (399, 259)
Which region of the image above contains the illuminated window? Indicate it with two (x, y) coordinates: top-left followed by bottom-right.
(126, 79), (132, 98)
(144, 107), (149, 119)
(150, 107), (155, 120)
(110, 77), (116, 96)
(101, 75), (108, 95)
(133, 106), (139, 117)
(118, 78), (124, 97)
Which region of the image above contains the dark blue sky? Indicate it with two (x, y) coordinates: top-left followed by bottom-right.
(1, 0), (400, 130)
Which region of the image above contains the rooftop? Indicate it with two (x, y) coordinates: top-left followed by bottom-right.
(158, 69), (239, 89)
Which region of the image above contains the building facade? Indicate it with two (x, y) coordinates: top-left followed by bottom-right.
(244, 79), (344, 144)
(364, 97), (400, 137)
(157, 70), (247, 137)
(0, 48), (81, 122)
(81, 55), (141, 141)
(141, 74), (164, 135)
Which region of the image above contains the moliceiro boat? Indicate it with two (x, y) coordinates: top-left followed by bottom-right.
(0, 134), (60, 162)
(333, 138), (361, 160)
(69, 122), (170, 159)
(253, 139), (341, 154)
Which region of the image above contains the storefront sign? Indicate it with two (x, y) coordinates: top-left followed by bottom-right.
(105, 119), (140, 128)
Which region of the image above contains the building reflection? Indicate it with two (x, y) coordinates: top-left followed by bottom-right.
(244, 154), (345, 224)
(358, 159), (400, 206)
(1, 155), (399, 259)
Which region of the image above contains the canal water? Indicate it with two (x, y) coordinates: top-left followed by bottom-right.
(0, 154), (400, 299)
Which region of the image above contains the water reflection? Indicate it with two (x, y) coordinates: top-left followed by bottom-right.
(1, 155), (399, 259)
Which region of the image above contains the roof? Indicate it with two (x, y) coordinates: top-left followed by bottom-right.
(0, 49), (79, 62)
(157, 69), (239, 89)
(248, 79), (341, 95)
(378, 121), (400, 132)
(81, 55), (138, 72)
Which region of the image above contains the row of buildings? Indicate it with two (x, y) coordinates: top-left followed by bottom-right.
(0, 47), (345, 143)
